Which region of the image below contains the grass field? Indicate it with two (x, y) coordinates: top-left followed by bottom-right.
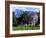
(13, 24), (40, 31)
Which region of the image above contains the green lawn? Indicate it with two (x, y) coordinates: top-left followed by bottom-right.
(13, 24), (40, 31)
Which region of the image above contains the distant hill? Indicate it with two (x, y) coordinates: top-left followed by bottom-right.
(13, 9), (40, 18)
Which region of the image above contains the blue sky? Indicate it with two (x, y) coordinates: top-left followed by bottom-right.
(13, 7), (40, 12)
(12, 7), (40, 18)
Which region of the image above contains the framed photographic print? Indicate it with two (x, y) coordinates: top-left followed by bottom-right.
(5, 1), (45, 37)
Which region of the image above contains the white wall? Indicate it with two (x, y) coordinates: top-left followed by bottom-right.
(0, 0), (5, 37)
(0, 0), (46, 38)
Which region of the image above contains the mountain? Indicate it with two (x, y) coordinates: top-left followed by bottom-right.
(14, 9), (24, 18)
(13, 9), (39, 18)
